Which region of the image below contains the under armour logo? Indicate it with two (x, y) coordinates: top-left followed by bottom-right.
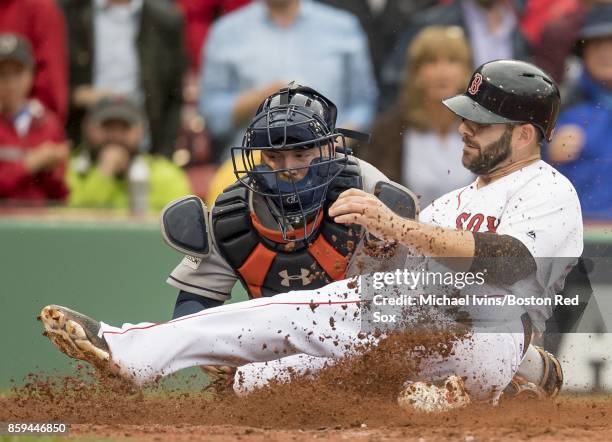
(468, 73), (483, 95)
(279, 268), (312, 287)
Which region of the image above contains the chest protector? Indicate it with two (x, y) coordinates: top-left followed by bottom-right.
(211, 160), (363, 298)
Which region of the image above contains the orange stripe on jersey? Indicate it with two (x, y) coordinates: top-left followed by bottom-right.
(238, 243), (276, 298)
(308, 234), (348, 281)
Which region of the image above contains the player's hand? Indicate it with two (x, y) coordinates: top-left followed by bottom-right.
(97, 144), (131, 177)
(201, 365), (236, 384)
(24, 141), (70, 174)
(548, 124), (585, 164)
(328, 188), (402, 241)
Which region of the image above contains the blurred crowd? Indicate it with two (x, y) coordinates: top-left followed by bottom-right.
(0, 0), (611, 219)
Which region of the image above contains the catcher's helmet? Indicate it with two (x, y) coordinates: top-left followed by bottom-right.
(443, 59), (560, 141)
(231, 83), (368, 243)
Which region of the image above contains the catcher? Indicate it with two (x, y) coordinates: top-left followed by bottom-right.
(165, 83), (417, 315)
(161, 83), (419, 384)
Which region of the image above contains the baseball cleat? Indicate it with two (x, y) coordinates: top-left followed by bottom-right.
(533, 346), (564, 398)
(397, 375), (471, 413)
(503, 375), (546, 400)
(503, 346), (564, 400)
(38, 305), (110, 371)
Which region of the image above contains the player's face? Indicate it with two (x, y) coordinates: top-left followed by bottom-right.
(583, 36), (612, 86)
(0, 60), (33, 113)
(459, 120), (514, 175)
(260, 147), (322, 182)
(86, 118), (144, 155)
(416, 56), (469, 103)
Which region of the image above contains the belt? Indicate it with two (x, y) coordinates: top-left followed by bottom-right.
(521, 312), (533, 357)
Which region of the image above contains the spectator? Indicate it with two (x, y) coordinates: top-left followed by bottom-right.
(173, 1), (252, 200)
(520, 0), (581, 47)
(200, 0), (378, 161)
(316, 0), (437, 88)
(204, 150), (258, 206)
(176, 0), (252, 72)
(0, 34), (68, 203)
(547, 4), (612, 220)
(0, 0), (68, 122)
(62, 0), (187, 159)
(362, 26), (474, 207)
(382, 0), (530, 108)
(67, 96), (191, 211)
(520, 0), (586, 84)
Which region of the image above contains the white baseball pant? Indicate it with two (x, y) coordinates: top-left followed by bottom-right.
(100, 279), (525, 401)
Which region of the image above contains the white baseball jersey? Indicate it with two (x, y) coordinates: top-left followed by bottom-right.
(420, 160), (584, 330)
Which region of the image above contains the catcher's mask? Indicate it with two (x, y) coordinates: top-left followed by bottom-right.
(231, 83), (369, 243)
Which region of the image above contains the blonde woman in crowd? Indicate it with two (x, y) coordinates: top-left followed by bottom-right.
(363, 26), (475, 207)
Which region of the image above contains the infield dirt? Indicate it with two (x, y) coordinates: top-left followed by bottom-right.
(2, 357), (611, 441)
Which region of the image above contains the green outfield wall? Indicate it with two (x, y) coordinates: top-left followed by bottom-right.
(0, 214), (248, 388)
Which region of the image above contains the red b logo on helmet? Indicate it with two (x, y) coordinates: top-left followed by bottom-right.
(468, 73), (483, 95)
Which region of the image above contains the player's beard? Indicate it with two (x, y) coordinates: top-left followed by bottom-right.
(462, 126), (513, 175)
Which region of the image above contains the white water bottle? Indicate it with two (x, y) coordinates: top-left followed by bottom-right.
(128, 155), (150, 215)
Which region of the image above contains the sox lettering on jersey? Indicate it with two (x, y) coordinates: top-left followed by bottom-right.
(456, 212), (500, 233)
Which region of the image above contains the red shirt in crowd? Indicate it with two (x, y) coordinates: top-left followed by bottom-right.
(520, 0), (581, 44)
(0, 0), (68, 123)
(0, 101), (68, 202)
(176, 0), (252, 71)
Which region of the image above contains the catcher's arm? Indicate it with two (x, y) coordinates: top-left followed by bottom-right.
(163, 196), (238, 381)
